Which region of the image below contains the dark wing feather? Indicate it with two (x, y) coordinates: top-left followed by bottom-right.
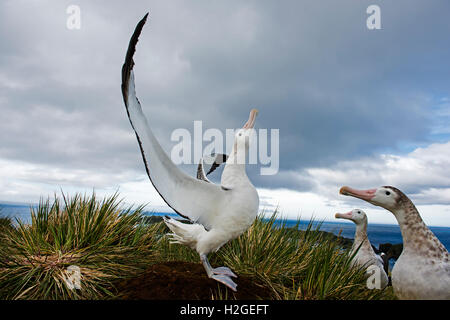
(121, 14), (227, 230)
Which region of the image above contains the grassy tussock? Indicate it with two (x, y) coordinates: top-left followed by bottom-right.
(0, 193), (158, 300)
(0, 216), (13, 229)
(0, 216), (14, 246)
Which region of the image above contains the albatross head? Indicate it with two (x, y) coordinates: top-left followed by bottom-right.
(231, 109), (258, 160)
(339, 186), (403, 211)
(335, 209), (368, 225)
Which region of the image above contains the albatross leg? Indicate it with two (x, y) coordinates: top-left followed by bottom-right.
(200, 254), (237, 291)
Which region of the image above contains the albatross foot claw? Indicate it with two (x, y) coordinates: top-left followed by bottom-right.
(212, 267), (237, 278)
(211, 274), (238, 292)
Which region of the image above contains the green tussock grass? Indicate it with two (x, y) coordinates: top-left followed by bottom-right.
(0, 193), (158, 300)
(0, 216), (14, 246)
(0, 216), (14, 233)
(0, 193), (396, 300)
(0, 216), (13, 229)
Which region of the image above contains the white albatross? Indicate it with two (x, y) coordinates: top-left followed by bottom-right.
(121, 14), (259, 291)
(340, 186), (450, 299)
(335, 209), (389, 289)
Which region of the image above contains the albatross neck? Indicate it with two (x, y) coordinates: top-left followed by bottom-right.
(222, 161), (248, 179)
(353, 221), (373, 253)
(391, 200), (447, 256)
(221, 145), (250, 187)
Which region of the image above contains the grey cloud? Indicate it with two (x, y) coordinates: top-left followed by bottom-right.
(301, 141), (450, 205)
(0, 0), (449, 198)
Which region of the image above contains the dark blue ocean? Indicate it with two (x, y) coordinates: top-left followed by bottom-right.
(1, 203), (449, 251)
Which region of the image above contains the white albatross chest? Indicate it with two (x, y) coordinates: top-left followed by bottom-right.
(392, 249), (450, 300)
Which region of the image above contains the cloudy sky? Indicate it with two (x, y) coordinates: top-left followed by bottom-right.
(1, 1), (449, 226)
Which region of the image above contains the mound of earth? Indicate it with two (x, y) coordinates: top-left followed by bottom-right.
(114, 261), (274, 300)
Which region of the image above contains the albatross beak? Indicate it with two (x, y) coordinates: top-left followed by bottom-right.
(243, 109), (259, 129)
(339, 186), (377, 202)
(335, 210), (353, 219)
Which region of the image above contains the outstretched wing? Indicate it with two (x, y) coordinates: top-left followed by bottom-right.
(196, 153), (228, 183)
(121, 14), (226, 230)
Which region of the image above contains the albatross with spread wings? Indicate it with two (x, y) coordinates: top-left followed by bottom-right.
(121, 13), (259, 291)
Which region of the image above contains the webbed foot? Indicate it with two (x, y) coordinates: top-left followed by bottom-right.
(212, 266), (237, 278)
(211, 274), (238, 292)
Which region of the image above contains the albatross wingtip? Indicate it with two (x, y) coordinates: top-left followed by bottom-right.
(123, 12), (150, 67)
(121, 12), (150, 106)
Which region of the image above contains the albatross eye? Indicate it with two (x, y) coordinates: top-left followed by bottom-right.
(385, 191), (391, 196)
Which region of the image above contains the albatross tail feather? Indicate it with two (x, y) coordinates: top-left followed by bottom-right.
(163, 216), (207, 250)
